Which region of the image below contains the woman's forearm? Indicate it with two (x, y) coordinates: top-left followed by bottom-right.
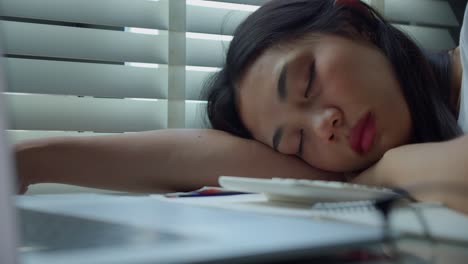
(354, 134), (468, 213)
(15, 129), (343, 193)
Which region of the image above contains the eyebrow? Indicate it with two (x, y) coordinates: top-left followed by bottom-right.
(277, 63), (288, 102)
(272, 127), (284, 152)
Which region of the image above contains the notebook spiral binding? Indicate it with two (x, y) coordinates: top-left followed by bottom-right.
(311, 200), (377, 212)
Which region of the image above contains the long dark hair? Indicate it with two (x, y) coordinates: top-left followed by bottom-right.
(205, 0), (462, 143)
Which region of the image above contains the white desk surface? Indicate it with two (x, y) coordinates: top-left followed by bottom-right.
(16, 192), (468, 243)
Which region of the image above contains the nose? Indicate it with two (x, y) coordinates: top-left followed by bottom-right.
(311, 107), (342, 142)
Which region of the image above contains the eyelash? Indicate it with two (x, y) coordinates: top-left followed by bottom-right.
(304, 63), (315, 98)
(297, 63), (314, 156)
(297, 129), (304, 157)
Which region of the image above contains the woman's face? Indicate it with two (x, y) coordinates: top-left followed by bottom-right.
(237, 34), (412, 172)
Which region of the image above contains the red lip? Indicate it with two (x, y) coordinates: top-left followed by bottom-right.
(349, 112), (376, 155)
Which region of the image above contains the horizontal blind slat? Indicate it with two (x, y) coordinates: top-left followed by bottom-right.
(187, 5), (250, 35)
(208, 0), (266, 5)
(1, 0), (169, 29)
(394, 24), (455, 51)
(386, 0), (459, 27)
(2, 21), (168, 63)
(5, 58), (168, 99)
(7, 130), (116, 144)
(186, 38), (229, 67)
(6, 57), (214, 100)
(185, 101), (209, 129)
(186, 70), (217, 100)
(6, 94), (167, 132)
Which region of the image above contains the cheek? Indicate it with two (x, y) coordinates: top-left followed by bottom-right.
(318, 62), (363, 102)
(302, 143), (344, 171)
(323, 52), (390, 101)
(303, 143), (375, 172)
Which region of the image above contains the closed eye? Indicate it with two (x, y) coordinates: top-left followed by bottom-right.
(297, 129), (304, 157)
(304, 63), (315, 98)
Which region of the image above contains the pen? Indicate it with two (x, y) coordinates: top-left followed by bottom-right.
(165, 187), (250, 198)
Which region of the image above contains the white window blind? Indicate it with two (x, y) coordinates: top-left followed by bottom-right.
(0, 0), (459, 144)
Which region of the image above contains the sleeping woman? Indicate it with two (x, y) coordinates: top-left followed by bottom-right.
(14, 0), (468, 213)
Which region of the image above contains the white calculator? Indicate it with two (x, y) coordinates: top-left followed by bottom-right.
(219, 176), (396, 204)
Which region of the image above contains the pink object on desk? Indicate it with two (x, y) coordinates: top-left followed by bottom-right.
(165, 186), (249, 198)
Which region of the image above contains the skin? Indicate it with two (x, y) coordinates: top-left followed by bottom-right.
(237, 33), (413, 173)
(15, 129), (344, 194)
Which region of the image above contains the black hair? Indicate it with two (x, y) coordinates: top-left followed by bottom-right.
(205, 0), (462, 144)
(425, 50), (457, 115)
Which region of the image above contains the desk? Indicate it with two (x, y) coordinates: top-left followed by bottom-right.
(16, 193), (468, 264)
(149, 193), (468, 242)
(156, 193), (468, 263)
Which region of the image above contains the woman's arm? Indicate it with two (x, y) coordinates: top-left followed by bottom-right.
(15, 129), (344, 193)
(354, 134), (468, 213)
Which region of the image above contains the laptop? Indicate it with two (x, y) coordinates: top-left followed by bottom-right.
(0, 48), (385, 264)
